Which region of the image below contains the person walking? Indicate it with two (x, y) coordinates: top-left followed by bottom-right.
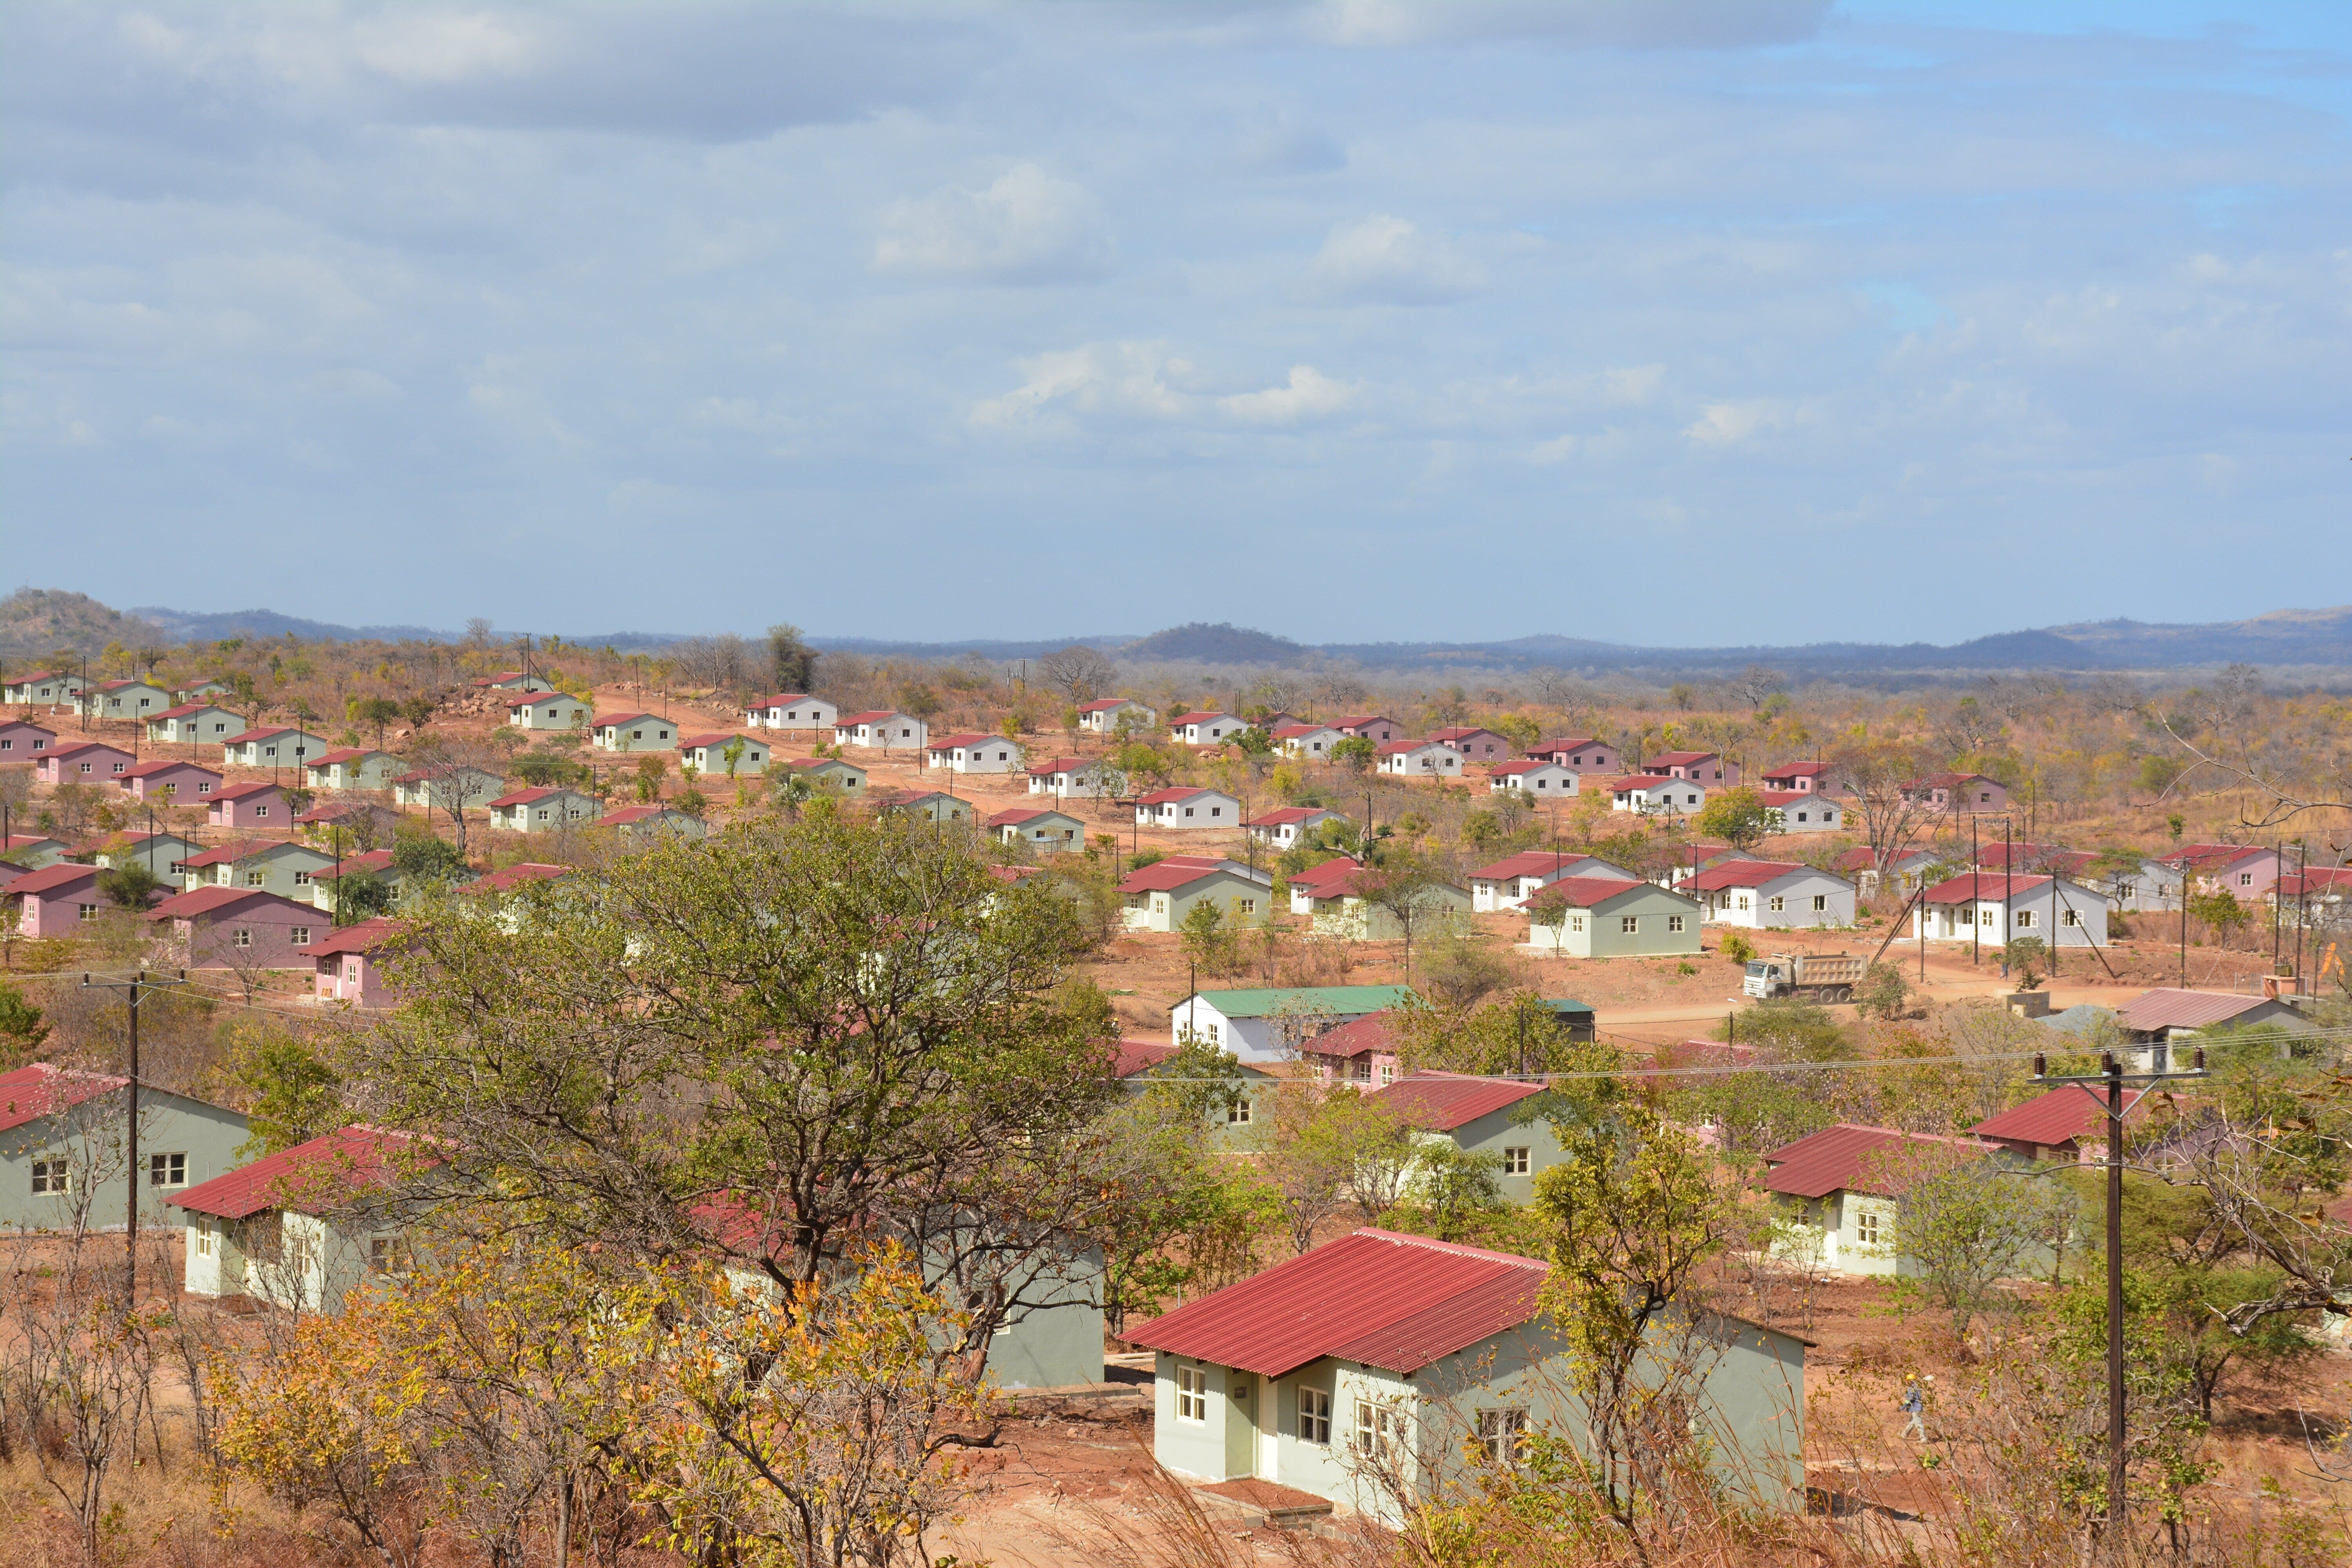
(1900, 1375), (1929, 1440)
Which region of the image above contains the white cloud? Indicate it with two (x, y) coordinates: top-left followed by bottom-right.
(1219, 366), (1357, 424)
(1307, 215), (1485, 304)
(1304, 0), (1831, 50)
(874, 165), (1113, 284)
(1684, 399), (1811, 448)
(972, 345), (1354, 431)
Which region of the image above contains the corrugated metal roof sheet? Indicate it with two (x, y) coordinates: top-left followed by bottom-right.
(1182, 984), (1414, 1019)
(1121, 1228), (1550, 1376)
(1969, 1085), (2145, 1150)
(1678, 860), (1809, 891)
(1368, 1072), (1544, 1132)
(0, 1063), (126, 1134)
(1523, 875), (1657, 910)
(167, 1125), (415, 1220)
(1920, 872), (2052, 903)
(1762, 1124), (1987, 1198)
(2113, 988), (2284, 1032)
(5, 863), (100, 898)
(1306, 1011), (1400, 1059)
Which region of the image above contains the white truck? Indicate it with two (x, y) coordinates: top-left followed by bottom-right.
(1742, 951), (1866, 1003)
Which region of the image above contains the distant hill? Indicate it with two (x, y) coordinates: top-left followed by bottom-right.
(132, 606), (456, 644)
(1122, 622), (1311, 664)
(19, 589), (2352, 677)
(0, 588), (164, 661)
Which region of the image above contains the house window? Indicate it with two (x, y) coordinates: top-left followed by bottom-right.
(245, 871), (266, 887)
(294, 871), (312, 886)
(2015, 910), (2035, 929)
(1298, 1387), (1333, 1444)
(347, 960), (361, 980)
(78, 903), (99, 922)
(291, 927), (311, 946)
(1356, 1400), (1405, 1455)
(1667, 915), (1685, 933)
(2239, 872), (2254, 886)
(1736, 894), (1751, 911)
(1184, 808), (1195, 818)
(1855, 1208), (1882, 1246)
(149, 1152), (187, 1188)
(1227, 1098), (1252, 1125)
(31, 1159), (69, 1196)
(232, 928), (253, 948)
(1812, 894), (1828, 911)
(1569, 916), (1584, 932)
(1380, 1063), (1396, 1084)
(1175, 1365), (1208, 1422)
(2116, 881), (2137, 901)
(194, 1216), (214, 1256)
(369, 1234), (412, 1274)
(1238, 899), (1257, 915)
(2063, 909), (2082, 927)
(1768, 895), (1786, 913)
(1502, 1147), (1530, 1175)
(1477, 1408), (1528, 1465)
(1621, 916), (1639, 933)
(1210, 807), (1222, 817)
(197, 782), (211, 794)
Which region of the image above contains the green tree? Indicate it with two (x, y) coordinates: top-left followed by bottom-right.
(766, 622), (818, 691)
(1693, 786), (1782, 851)
(1874, 1145), (2076, 1337)
(400, 693), (436, 729)
(349, 695), (402, 748)
(1330, 735), (1377, 774)
(1409, 1142), (1505, 1241)
(0, 981), (51, 1069)
(1178, 898), (1239, 976)
(1855, 960), (1909, 1019)
(334, 872), (396, 926)
(633, 754), (667, 802)
(390, 831), (472, 886)
(229, 1024), (343, 1154)
(2188, 887), (2250, 941)
(2004, 934), (2049, 988)
(94, 857), (162, 909)
(1532, 1109), (1736, 1528)
(513, 751), (582, 788)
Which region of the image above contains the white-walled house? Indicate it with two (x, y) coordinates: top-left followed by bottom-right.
(744, 693), (837, 731)
(1757, 789), (1842, 833)
(835, 711), (929, 752)
(1466, 851), (1637, 913)
(678, 733), (772, 777)
(1271, 724), (1345, 759)
(486, 786), (601, 833)
(1125, 1229), (1805, 1527)
(1170, 711), (1246, 746)
(1244, 806), (1343, 849)
(508, 692), (593, 732)
(305, 748), (401, 791)
(1914, 872), (2114, 949)
(1522, 877), (1703, 958)
(927, 733), (1020, 773)
(1076, 698), (1155, 734)
(172, 1125), (419, 1314)
(989, 806), (1085, 852)
(1287, 857), (1362, 915)
(1170, 984), (1415, 1061)
(1027, 757), (1117, 798)
(1121, 862), (1273, 933)
(1764, 1124), (2012, 1278)
(1487, 760), (1579, 796)
(1377, 740), (1463, 778)
(1608, 774), (1705, 815)
(1136, 787), (1241, 830)
(225, 727), (328, 770)
(1680, 860), (1855, 929)
(590, 712), (677, 752)
(147, 704), (248, 746)
(2, 670), (87, 708)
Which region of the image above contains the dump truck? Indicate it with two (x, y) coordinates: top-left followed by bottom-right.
(1742, 951), (1866, 1002)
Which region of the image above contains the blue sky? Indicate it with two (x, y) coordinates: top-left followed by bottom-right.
(5, 1), (2346, 646)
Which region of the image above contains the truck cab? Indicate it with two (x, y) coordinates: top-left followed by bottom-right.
(1742, 960), (1784, 1000)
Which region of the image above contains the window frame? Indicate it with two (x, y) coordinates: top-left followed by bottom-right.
(1175, 1364), (1208, 1423)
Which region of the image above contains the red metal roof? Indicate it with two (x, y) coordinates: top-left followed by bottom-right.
(2113, 988), (2284, 1032)
(212, 781), (281, 801)
(1761, 1124), (1985, 1199)
(1835, 846), (1933, 873)
(1246, 806), (1330, 827)
(988, 806), (1074, 828)
(1137, 786), (1219, 806)
(121, 759), (220, 780)
(0, 1063), (127, 1133)
(1470, 850), (1621, 882)
(1171, 710), (1236, 727)
(601, 804), (693, 827)
(2174, 842), (2271, 870)
(1376, 738), (1437, 755)
(1531, 735), (1604, 754)
(1487, 759), (1564, 777)
(307, 916), (410, 958)
(1606, 773), (1674, 790)
(487, 785), (583, 808)
(1678, 860), (1810, 891)
(1648, 750), (1720, 768)
(1523, 875), (1655, 910)
(2279, 867), (2352, 896)
(1430, 727), (1504, 743)
(1114, 1040), (1180, 1077)
(311, 849), (396, 880)
(1306, 1011), (1401, 1060)
(167, 1125), (417, 1220)
(1969, 1084), (2146, 1150)
(1368, 1071), (1544, 1131)
(178, 838), (280, 867)
(1762, 760), (1829, 779)
(1920, 871), (2053, 904)
(1119, 862), (1230, 894)
(4, 863), (101, 898)
(1289, 856), (1361, 890)
(148, 886), (312, 920)
(46, 739), (133, 760)
(1270, 723), (1335, 739)
(307, 748), (392, 768)
(590, 711), (655, 727)
(1025, 755), (1085, 775)
(677, 732), (763, 751)
(1076, 698), (1139, 714)
(1332, 715), (1394, 731)
(1122, 1228), (1550, 1376)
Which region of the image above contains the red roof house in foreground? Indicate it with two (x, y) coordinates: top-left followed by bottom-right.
(171, 1125), (424, 1312)
(1123, 1228), (1806, 1523)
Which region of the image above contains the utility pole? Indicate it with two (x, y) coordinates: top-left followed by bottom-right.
(1971, 815), (1980, 966)
(2033, 1045), (2207, 1550)
(2178, 850), (2189, 990)
(79, 968), (186, 1300)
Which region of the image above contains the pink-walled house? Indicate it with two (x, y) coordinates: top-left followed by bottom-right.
(36, 739), (135, 785)
(1331, 715), (1399, 742)
(209, 782), (288, 829)
(1428, 727), (1514, 762)
(120, 759), (223, 805)
(1529, 736), (1622, 773)
(1647, 751), (1740, 786)
(1759, 760), (1838, 795)
(0, 720), (56, 759)
(310, 917), (411, 1008)
(7, 864), (105, 937)
(147, 886), (322, 970)
(1903, 773), (2011, 813)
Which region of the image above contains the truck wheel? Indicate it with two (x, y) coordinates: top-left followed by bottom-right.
(1833, 985), (1853, 1003)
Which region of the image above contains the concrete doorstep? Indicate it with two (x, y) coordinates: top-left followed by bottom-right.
(1192, 1478), (1338, 1533)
